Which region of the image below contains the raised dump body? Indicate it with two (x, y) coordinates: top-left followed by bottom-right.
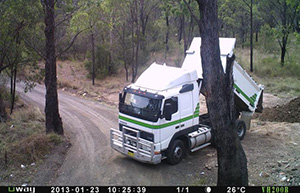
(182, 37), (264, 113)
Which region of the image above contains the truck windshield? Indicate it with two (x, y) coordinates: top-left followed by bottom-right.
(119, 92), (162, 122)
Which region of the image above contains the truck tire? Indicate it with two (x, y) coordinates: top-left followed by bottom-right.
(235, 120), (246, 140)
(167, 140), (185, 165)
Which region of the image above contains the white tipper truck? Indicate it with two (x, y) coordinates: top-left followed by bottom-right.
(110, 37), (264, 165)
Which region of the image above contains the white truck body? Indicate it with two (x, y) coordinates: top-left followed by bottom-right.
(110, 37), (264, 164)
(182, 37), (263, 111)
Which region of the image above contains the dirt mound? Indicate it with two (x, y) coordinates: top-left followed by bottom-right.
(259, 97), (300, 123)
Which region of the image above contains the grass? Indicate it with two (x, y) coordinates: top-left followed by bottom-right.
(0, 84), (68, 185)
(0, 103), (63, 167)
(235, 36), (300, 97)
(262, 77), (300, 97)
(57, 78), (79, 90)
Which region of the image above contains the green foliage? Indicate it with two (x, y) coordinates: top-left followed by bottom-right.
(0, 0), (299, 90)
(219, 0), (258, 42)
(236, 33), (300, 96)
(258, 24), (279, 53)
(85, 44), (118, 79)
(258, 0), (299, 65)
(0, 0), (41, 87)
(295, 31), (300, 43)
(237, 34), (300, 77)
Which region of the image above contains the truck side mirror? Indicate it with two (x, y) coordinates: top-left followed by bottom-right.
(164, 103), (172, 121)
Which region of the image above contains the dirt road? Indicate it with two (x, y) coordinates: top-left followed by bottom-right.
(16, 84), (300, 186)
(16, 84), (214, 186)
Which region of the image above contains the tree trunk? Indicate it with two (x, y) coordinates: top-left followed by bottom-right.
(43, 0), (63, 135)
(122, 23), (129, 82)
(196, 0), (248, 186)
(131, 20), (136, 83)
(135, 0), (140, 82)
(140, 0), (147, 36)
(280, 1), (288, 67)
(164, 13), (170, 61)
(134, 22), (140, 82)
(187, 15), (194, 51)
(178, 16), (184, 44)
(280, 36), (287, 67)
(10, 29), (21, 114)
(109, 16), (115, 75)
(91, 32), (95, 85)
(241, 16), (245, 49)
(250, 0), (253, 72)
(131, 0), (140, 83)
(255, 25), (259, 42)
(10, 67), (17, 114)
(182, 16), (188, 55)
(10, 67), (14, 112)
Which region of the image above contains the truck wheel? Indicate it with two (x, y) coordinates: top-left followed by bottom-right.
(167, 140), (185, 165)
(235, 120), (246, 140)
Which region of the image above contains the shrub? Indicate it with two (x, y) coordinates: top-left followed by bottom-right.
(85, 44), (118, 79)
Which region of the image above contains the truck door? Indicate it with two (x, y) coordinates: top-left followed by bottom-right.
(179, 91), (194, 130)
(164, 96), (179, 125)
(159, 96), (179, 150)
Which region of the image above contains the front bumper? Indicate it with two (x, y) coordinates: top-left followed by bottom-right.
(110, 127), (162, 164)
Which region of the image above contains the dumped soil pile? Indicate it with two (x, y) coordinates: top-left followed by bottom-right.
(259, 97), (300, 123)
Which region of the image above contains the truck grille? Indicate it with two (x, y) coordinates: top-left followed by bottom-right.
(110, 126), (155, 159)
(119, 124), (154, 142)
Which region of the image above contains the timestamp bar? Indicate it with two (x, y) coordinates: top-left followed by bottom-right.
(0, 186), (299, 193)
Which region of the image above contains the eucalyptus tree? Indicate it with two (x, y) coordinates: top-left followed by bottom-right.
(196, 0), (248, 186)
(0, 0), (41, 118)
(259, 0), (300, 66)
(40, 0), (88, 134)
(176, 0), (200, 55)
(70, 0), (105, 85)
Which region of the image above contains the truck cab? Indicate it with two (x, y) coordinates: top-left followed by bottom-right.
(112, 63), (202, 164)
